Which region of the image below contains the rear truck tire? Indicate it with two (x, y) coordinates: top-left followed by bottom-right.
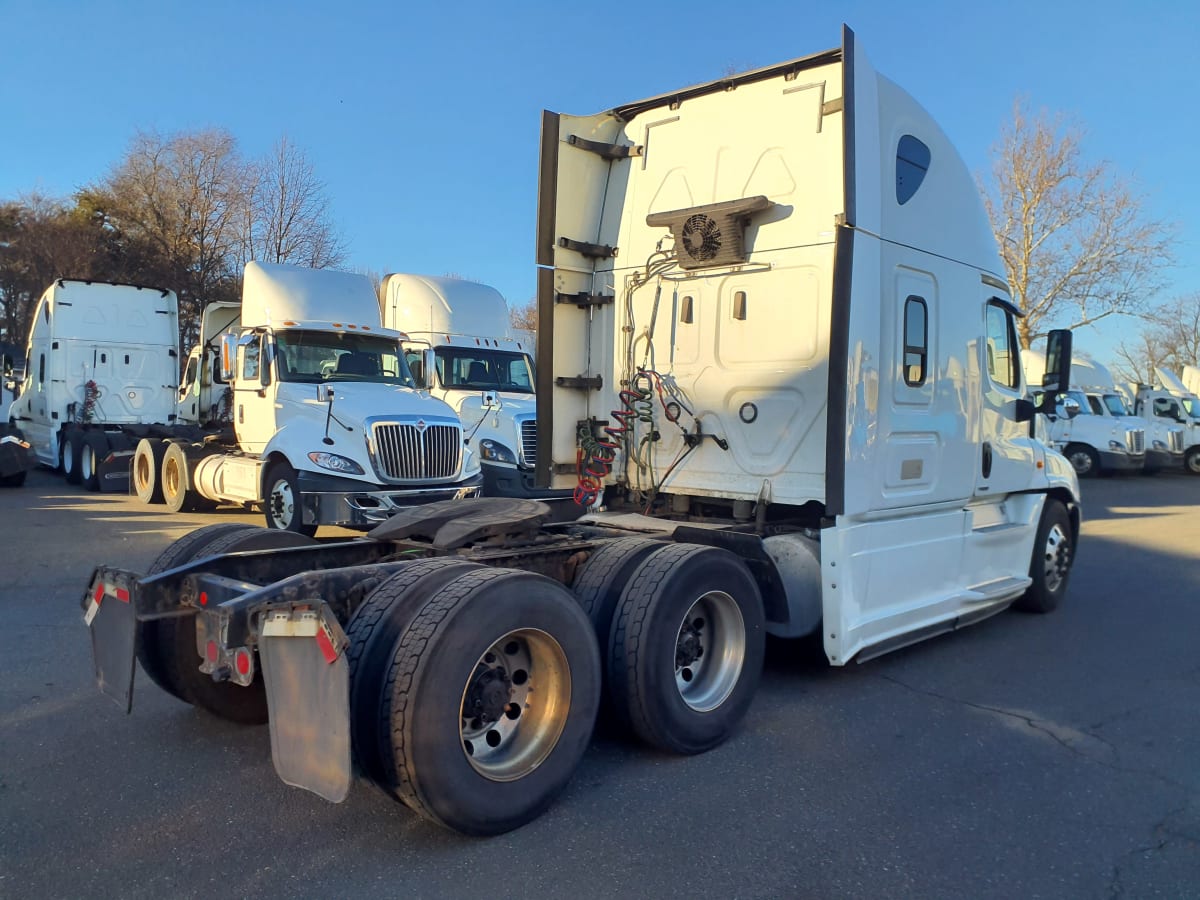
(1186, 447), (1200, 475)
(376, 567), (601, 835)
(264, 461), (318, 537)
(63, 430), (84, 485)
(133, 438), (168, 504)
(162, 442), (216, 513)
(1014, 500), (1074, 614)
(137, 523), (266, 702)
(571, 537), (664, 642)
(81, 432), (110, 492)
(345, 558), (485, 786)
(1063, 443), (1100, 478)
(137, 525), (317, 723)
(608, 543), (766, 755)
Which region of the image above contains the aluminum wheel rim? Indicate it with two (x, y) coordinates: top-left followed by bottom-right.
(459, 628), (571, 782)
(1042, 522), (1071, 592)
(268, 479), (293, 528)
(163, 456), (183, 498)
(63, 442), (75, 475)
(1068, 451), (1092, 475)
(134, 452), (152, 492)
(674, 590), (746, 712)
(1188, 453), (1200, 475)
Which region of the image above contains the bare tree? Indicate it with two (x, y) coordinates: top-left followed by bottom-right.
(89, 129), (248, 345)
(982, 99), (1176, 347)
(509, 297), (537, 334)
(243, 137), (344, 269)
(1114, 293), (1200, 383)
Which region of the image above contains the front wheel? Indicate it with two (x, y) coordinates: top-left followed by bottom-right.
(263, 462), (318, 536)
(1185, 447), (1200, 476)
(1063, 444), (1100, 478)
(1015, 500), (1074, 613)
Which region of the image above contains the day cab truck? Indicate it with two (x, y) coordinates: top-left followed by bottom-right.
(1127, 367), (1200, 475)
(130, 262), (483, 533)
(83, 27), (1080, 837)
(1024, 351), (1148, 477)
(380, 272), (572, 505)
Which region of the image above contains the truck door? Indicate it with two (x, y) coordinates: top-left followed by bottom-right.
(233, 332), (278, 454)
(975, 298), (1037, 496)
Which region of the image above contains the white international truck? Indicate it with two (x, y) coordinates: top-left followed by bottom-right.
(129, 262), (483, 533)
(1127, 367), (1200, 474)
(1024, 351), (1148, 477)
(380, 273), (569, 504)
(82, 27), (1080, 837)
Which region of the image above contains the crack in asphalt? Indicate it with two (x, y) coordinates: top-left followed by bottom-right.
(1107, 800), (1197, 898)
(876, 673), (1194, 796)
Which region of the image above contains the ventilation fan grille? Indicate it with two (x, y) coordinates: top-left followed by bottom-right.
(646, 196), (772, 271)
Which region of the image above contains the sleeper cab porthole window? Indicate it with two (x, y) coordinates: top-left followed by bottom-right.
(896, 134), (931, 205)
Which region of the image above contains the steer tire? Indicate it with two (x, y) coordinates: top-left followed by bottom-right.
(376, 567), (601, 835)
(1063, 443), (1100, 479)
(608, 543), (766, 755)
(138, 525), (317, 724)
(133, 438), (168, 504)
(264, 461), (318, 536)
(1186, 447), (1200, 476)
(1014, 500), (1074, 614)
(345, 558), (484, 787)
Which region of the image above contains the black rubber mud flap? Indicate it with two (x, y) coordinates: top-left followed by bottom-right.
(83, 568), (139, 713)
(258, 607), (352, 803)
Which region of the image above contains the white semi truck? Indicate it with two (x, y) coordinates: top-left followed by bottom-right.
(380, 273), (571, 504)
(130, 262), (483, 533)
(83, 28), (1080, 837)
(1024, 351), (1148, 477)
(1127, 367), (1200, 474)
(7, 279), (183, 491)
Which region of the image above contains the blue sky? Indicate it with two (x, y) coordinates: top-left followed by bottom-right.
(2, 0), (1197, 369)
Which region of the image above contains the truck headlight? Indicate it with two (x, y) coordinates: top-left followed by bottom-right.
(1108, 440), (1125, 451)
(308, 451), (365, 475)
(479, 439), (517, 465)
(1152, 439), (1166, 450)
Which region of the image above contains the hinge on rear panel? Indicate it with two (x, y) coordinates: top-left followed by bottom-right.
(558, 237), (617, 259)
(567, 134), (643, 160)
(555, 374), (603, 391)
(555, 291), (614, 309)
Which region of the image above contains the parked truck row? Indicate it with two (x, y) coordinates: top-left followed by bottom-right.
(82, 28), (1087, 836)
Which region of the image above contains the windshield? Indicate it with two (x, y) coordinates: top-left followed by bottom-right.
(1101, 394), (1129, 416)
(274, 330), (414, 387)
(429, 347), (534, 394)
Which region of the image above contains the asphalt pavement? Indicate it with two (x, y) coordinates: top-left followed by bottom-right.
(0, 468), (1197, 898)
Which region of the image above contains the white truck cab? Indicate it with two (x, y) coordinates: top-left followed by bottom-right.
(1024, 352), (1147, 477)
(1129, 367), (1200, 474)
(381, 273), (570, 502)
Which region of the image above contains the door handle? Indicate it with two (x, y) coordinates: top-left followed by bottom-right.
(981, 441), (993, 479)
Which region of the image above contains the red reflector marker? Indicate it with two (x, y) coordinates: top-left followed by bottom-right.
(199, 591), (208, 607)
(206, 640), (219, 663)
(315, 627), (338, 665)
(93, 583), (105, 604)
(115, 587), (130, 603)
(235, 649), (252, 676)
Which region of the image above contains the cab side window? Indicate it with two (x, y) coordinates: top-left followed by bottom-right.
(984, 302), (1020, 390)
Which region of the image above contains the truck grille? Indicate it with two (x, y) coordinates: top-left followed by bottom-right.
(1169, 429), (1184, 453)
(519, 419), (537, 467)
(372, 422), (462, 481)
(1126, 428), (1145, 455)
